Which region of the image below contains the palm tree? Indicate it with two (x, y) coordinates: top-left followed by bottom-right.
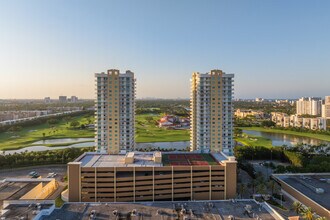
(302, 207), (314, 220)
(267, 180), (276, 195)
(315, 217), (327, 220)
(239, 183), (246, 199)
(292, 201), (303, 215)
(249, 179), (257, 194)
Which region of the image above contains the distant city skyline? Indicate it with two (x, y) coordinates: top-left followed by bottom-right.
(0, 0), (329, 99)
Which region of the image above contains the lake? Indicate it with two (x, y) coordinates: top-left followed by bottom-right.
(32, 138), (94, 145)
(0, 142), (96, 155)
(0, 140), (189, 155)
(242, 129), (330, 147)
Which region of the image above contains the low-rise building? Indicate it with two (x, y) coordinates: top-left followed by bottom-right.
(272, 173), (330, 219)
(67, 151), (237, 203)
(271, 112), (327, 130)
(158, 115), (190, 128)
(271, 112), (290, 127)
(235, 109), (266, 119)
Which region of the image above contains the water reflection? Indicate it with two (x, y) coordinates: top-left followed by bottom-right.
(243, 130), (330, 147)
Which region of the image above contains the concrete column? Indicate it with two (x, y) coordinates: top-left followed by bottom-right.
(190, 166), (193, 200)
(95, 167), (97, 202)
(133, 167), (136, 202)
(224, 160), (237, 199)
(114, 167), (116, 202)
(152, 167), (155, 202)
(68, 162), (81, 202)
(172, 166), (174, 201)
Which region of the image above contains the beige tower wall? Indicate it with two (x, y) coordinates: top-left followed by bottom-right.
(107, 70), (120, 154)
(210, 70), (224, 152)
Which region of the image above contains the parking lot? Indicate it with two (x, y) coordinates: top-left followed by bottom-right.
(0, 165), (67, 182)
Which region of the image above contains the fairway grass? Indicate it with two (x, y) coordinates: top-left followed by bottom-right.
(0, 113), (190, 151)
(241, 127), (330, 142)
(234, 135), (273, 148)
(135, 114), (190, 143)
(0, 114), (94, 151)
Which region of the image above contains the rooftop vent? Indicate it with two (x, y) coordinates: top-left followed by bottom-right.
(125, 152), (135, 164)
(153, 151), (162, 163)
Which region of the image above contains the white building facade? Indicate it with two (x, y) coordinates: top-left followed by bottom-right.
(322, 96), (330, 119)
(296, 97), (322, 116)
(271, 112), (327, 130)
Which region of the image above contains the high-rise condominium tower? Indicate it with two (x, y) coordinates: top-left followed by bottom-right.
(322, 96), (330, 119)
(95, 69), (136, 154)
(296, 97), (322, 116)
(190, 70), (234, 154)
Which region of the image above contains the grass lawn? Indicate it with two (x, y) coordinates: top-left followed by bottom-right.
(0, 113), (190, 151)
(55, 196), (65, 208)
(241, 127), (330, 142)
(234, 135), (273, 148)
(135, 114), (190, 143)
(0, 114), (94, 151)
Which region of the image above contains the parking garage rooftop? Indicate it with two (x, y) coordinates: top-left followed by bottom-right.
(74, 151), (235, 168)
(273, 173), (330, 210)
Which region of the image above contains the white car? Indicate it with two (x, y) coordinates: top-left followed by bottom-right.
(46, 172), (57, 178)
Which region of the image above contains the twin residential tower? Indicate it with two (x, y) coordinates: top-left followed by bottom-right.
(190, 70), (234, 154)
(95, 70), (136, 154)
(95, 69), (234, 154)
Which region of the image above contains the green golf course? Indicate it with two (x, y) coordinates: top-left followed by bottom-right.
(0, 113), (190, 151)
(135, 114), (190, 143)
(0, 114), (94, 151)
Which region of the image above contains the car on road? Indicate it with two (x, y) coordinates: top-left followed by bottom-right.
(46, 172), (57, 178)
(28, 171), (38, 176)
(31, 173), (40, 178)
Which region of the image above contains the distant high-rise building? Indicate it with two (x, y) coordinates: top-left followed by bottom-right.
(59, 96), (67, 103)
(44, 97), (51, 103)
(296, 97), (322, 116)
(255, 98), (263, 102)
(190, 70), (234, 154)
(70, 96), (78, 103)
(322, 96), (330, 119)
(95, 69), (136, 154)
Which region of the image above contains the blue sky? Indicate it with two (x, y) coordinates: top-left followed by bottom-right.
(0, 0), (329, 99)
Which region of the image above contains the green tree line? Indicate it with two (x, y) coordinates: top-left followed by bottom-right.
(0, 147), (94, 169)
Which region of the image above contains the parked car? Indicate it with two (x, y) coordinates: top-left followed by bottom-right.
(46, 172), (57, 178)
(28, 171), (38, 176)
(31, 173), (40, 178)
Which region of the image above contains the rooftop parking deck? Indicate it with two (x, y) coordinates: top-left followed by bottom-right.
(76, 151), (233, 168)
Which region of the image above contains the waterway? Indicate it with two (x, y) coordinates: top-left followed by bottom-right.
(242, 129), (330, 147)
(1, 140), (189, 155)
(32, 138), (94, 145)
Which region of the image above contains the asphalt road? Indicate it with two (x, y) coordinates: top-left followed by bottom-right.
(0, 165), (67, 182)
